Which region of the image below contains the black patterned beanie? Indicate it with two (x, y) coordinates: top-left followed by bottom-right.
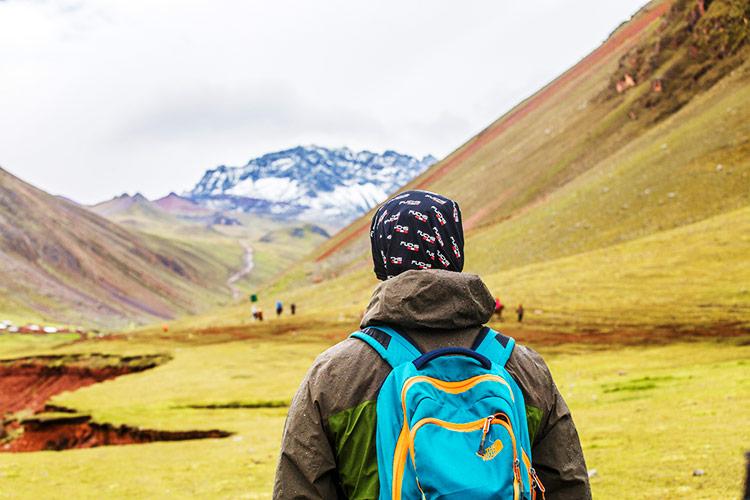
(370, 190), (464, 280)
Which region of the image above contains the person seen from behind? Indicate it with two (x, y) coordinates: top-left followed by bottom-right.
(273, 190), (591, 499)
(494, 296), (505, 319)
(517, 303), (525, 323)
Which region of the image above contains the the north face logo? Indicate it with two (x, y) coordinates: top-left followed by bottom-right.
(477, 440), (503, 461)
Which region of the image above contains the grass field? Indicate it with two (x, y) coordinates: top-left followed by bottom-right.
(1, 325), (748, 499)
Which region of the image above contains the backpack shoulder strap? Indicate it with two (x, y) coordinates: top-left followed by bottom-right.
(472, 326), (515, 367)
(350, 325), (423, 368)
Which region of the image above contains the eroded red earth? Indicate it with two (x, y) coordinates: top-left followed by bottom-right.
(0, 354), (232, 452)
(2, 416), (230, 453)
(0, 356), (148, 415)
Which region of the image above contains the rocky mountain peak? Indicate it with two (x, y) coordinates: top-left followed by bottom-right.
(185, 145), (436, 227)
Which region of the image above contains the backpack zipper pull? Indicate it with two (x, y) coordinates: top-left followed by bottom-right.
(530, 468), (546, 499)
(476, 415), (495, 455)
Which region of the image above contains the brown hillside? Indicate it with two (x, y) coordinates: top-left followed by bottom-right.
(0, 167), (234, 327)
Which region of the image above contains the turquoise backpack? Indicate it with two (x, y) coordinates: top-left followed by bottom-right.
(351, 325), (545, 500)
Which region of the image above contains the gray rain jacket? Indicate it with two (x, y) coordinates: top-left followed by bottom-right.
(273, 269), (591, 500)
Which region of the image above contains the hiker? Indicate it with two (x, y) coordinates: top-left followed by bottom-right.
(517, 303), (525, 322)
(251, 304), (258, 321)
(276, 301), (283, 316)
(494, 296), (505, 319)
(290, 303), (296, 315)
(273, 190), (591, 500)
(257, 308), (263, 322)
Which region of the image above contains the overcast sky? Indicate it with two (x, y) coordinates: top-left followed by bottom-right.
(0, 0), (648, 205)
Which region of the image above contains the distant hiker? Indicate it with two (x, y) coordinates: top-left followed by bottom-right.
(517, 304), (524, 322)
(494, 297), (505, 319)
(276, 301), (283, 316)
(274, 190), (591, 500)
(257, 308), (263, 321)
(251, 305), (258, 321)
(161, 324), (169, 332)
(290, 303), (296, 315)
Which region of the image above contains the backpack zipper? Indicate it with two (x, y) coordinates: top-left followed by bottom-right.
(530, 467), (546, 500)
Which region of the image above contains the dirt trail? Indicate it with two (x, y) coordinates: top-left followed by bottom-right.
(227, 242), (254, 299)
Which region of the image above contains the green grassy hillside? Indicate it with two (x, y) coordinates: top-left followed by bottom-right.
(241, 0), (749, 340)
(90, 194), (330, 294)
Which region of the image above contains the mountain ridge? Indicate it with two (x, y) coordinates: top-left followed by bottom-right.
(185, 145), (436, 227)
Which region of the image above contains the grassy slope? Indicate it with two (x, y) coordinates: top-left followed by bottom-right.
(235, 1), (750, 340)
(96, 200), (331, 293)
(467, 57), (750, 276)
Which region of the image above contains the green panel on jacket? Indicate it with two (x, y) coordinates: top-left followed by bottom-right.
(526, 404), (543, 445)
(328, 400), (379, 500)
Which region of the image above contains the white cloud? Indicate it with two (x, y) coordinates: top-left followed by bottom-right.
(0, 0), (647, 204)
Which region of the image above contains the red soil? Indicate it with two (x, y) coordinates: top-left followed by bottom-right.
(2, 417), (230, 453)
(0, 356), (233, 452)
(0, 359), (143, 415)
(493, 323), (750, 347)
(315, 1), (671, 261)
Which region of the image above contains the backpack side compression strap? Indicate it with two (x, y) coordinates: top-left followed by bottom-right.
(350, 325), (423, 368)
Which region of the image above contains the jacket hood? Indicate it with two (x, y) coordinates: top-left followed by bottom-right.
(360, 269), (495, 330)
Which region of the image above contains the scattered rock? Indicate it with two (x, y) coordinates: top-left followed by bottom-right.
(616, 73), (636, 93)
(661, 143), (668, 150)
(588, 469), (598, 478)
(693, 469), (705, 477)
(716, 164), (723, 172)
(618, 370), (627, 376)
(667, 192), (676, 198)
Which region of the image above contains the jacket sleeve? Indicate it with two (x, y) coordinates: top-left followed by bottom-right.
(272, 364), (343, 500)
(507, 346), (592, 500)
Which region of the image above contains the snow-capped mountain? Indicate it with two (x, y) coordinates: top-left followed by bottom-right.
(185, 146), (436, 226)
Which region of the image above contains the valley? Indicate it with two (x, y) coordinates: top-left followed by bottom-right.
(0, 0), (748, 498)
